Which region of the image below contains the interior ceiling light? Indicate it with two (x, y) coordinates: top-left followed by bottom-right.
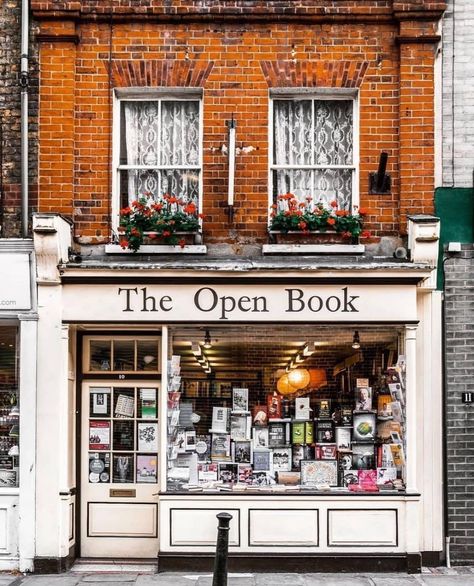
(191, 342), (202, 357)
(287, 368), (311, 390)
(203, 329), (212, 349)
(352, 330), (361, 350)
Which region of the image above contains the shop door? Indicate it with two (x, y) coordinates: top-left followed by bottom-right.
(80, 381), (160, 558)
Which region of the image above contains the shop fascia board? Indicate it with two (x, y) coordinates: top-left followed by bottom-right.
(58, 262), (434, 285)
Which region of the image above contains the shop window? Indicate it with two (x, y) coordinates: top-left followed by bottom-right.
(84, 336), (160, 373)
(270, 94), (357, 211)
(115, 92), (202, 228)
(166, 325), (406, 494)
(0, 327), (19, 488)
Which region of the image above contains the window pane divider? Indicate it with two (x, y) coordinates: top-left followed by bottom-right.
(270, 165), (356, 171)
(118, 165), (201, 171)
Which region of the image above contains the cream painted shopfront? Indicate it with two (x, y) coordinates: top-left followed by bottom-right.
(33, 228), (444, 573)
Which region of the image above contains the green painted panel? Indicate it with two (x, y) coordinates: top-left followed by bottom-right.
(435, 187), (474, 290)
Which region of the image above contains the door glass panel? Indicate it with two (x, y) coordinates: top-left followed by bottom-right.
(89, 452), (111, 484)
(89, 387), (112, 418)
(113, 420), (135, 451)
(113, 453), (134, 483)
(137, 341), (159, 371)
(113, 388), (135, 419)
(89, 340), (111, 371)
(113, 340), (135, 371)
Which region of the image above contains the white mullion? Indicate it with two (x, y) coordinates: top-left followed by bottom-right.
(352, 94), (360, 211)
(268, 97), (274, 220)
(198, 97), (203, 219)
(157, 99), (162, 198)
(311, 99), (314, 197)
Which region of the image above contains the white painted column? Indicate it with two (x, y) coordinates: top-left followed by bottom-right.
(405, 325), (418, 493)
(159, 326), (168, 494)
(18, 314), (38, 572)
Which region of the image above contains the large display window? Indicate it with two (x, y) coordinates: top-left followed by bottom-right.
(0, 326), (19, 488)
(166, 325), (407, 493)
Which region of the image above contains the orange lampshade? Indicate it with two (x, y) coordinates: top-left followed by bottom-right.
(287, 368), (311, 390)
(276, 373), (298, 395)
(308, 368), (327, 389)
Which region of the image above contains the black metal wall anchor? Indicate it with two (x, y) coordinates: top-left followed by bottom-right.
(212, 512), (233, 586)
(369, 151), (391, 194)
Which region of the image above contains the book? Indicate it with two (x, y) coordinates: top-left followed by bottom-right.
(342, 469), (359, 488)
(376, 419), (401, 442)
(252, 404), (268, 426)
(211, 434), (231, 461)
(211, 407), (231, 433)
(376, 466), (397, 485)
(268, 422), (286, 447)
(237, 464), (254, 484)
(341, 404), (353, 426)
(352, 411), (376, 442)
(335, 427), (351, 451)
(291, 421), (305, 445)
(267, 392), (282, 419)
(354, 387), (373, 411)
(315, 419), (334, 443)
(271, 447), (292, 472)
(233, 440), (252, 463)
(252, 426), (269, 449)
(185, 430), (196, 451)
(352, 443), (375, 470)
(315, 443), (337, 460)
(315, 399), (331, 419)
(195, 434), (211, 462)
(218, 463), (238, 483)
(232, 388), (249, 412)
(358, 469), (377, 490)
(301, 459), (338, 487)
(253, 450), (271, 471)
(294, 397), (312, 420)
(377, 394), (393, 419)
(230, 413), (249, 441)
(198, 463), (218, 482)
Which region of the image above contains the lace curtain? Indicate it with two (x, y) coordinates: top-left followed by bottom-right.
(273, 99), (353, 209)
(122, 100), (200, 205)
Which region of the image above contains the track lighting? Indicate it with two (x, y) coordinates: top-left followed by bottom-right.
(352, 330), (361, 350)
(203, 329), (212, 349)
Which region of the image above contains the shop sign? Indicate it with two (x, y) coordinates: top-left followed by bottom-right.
(63, 283), (417, 322)
(0, 253), (31, 311)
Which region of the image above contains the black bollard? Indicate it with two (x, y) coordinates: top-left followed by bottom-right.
(212, 512), (233, 586)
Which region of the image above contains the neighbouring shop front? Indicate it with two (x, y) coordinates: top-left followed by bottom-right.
(0, 240), (36, 572)
(31, 257), (443, 573)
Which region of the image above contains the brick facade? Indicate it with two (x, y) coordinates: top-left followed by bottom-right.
(0, 0), (38, 237)
(32, 1), (444, 249)
(444, 245), (474, 564)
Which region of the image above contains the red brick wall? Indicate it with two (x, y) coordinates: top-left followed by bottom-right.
(34, 2), (445, 246)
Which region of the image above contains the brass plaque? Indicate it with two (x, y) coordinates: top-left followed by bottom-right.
(110, 489), (136, 498)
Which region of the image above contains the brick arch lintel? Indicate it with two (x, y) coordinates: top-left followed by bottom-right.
(110, 59), (214, 88)
(260, 60), (369, 89)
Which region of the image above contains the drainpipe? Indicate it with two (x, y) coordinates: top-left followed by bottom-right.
(20, 0), (29, 238)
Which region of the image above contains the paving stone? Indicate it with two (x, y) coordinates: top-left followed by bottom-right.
(20, 576), (81, 586)
(371, 577), (420, 586)
(420, 577), (474, 585)
(196, 577), (254, 586)
(136, 574), (199, 585)
(255, 574), (305, 586)
(81, 575), (137, 582)
(303, 575), (372, 586)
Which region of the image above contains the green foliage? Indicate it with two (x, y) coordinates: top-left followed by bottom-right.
(119, 195), (201, 252)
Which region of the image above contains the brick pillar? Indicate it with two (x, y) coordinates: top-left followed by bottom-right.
(398, 22), (440, 233)
(37, 21), (78, 217)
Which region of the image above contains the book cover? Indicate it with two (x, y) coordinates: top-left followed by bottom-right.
(354, 387), (373, 411)
(252, 404), (268, 426)
(315, 443), (337, 460)
(294, 397), (312, 420)
(230, 414), (249, 441)
(342, 469), (359, 488)
(198, 463), (218, 482)
(291, 421), (305, 445)
(315, 419), (334, 443)
(267, 392), (282, 419)
(252, 426), (269, 449)
(353, 412), (376, 442)
(352, 443), (375, 470)
(272, 447), (292, 472)
(233, 440), (252, 463)
(335, 427), (351, 451)
(292, 444), (305, 470)
(376, 419), (401, 442)
(268, 422), (286, 447)
(211, 407), (231, 433)
(253, 450), (272, 471)
(305, 421), (314, 444)
(358, 469), (377, 490)
(185, 430), (196, 451)
(138, 422), (158, 452)
(377, 394), (393, 419)
(315, 399), (331, 419)
(237, 464), (254, 484)
(376, 466), (397, 485)
(115, 394), (135, 419)
(211, 434), (231, 461)
(195, 435), (211, 462)
(232, 388), (249, 413)
(218, 463), (238, 483)
(301, 459), (338, 487)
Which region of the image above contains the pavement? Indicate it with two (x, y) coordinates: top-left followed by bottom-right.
(2, 568), (474, 586)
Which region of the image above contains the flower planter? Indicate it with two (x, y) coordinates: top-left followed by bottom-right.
(268, 230), (359, 245)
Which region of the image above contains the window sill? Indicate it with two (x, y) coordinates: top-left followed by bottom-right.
(105, 244), (207, 255)
(263, 243), (365, 255)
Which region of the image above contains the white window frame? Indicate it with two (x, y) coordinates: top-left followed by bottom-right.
(111, 88), (204, 235)
(268, 88), (359, 223)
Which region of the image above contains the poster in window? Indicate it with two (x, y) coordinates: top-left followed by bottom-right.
(115, 393), (135, 419)
(0, 469), (17, 487)
(89, 421), (110, 450)
(89, 452), (110, 483)
(232, 388), (249, 413)
(140, 388), (157, 419)
(112, 453), (134, 483)
(300, 459), (338, 487)
(136, 455), (157, 483)
(90, 387), (111, 417)
(137, 422), (158, 452)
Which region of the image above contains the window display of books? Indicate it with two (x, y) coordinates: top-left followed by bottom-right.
(167, 357), (407, 493)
